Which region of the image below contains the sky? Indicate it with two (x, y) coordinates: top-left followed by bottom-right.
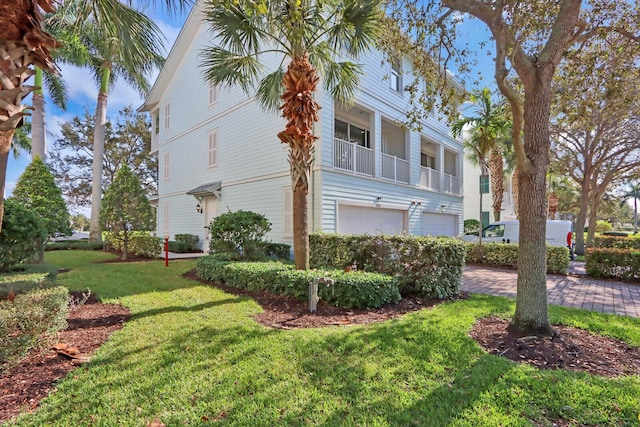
(5, 4), (499, 215)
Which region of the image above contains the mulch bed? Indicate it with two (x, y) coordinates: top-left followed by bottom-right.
(1, 265), (639, 424)
(0, 292), (130, 424)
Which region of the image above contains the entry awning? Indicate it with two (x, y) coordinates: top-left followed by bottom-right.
(186, 181), (222, 199)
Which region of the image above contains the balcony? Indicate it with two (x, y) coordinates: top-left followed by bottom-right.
(443, 173), (461, 195)
(333, 137), (374, 176)
(381, 153), (409, 184)
(419, 166), (440, 191)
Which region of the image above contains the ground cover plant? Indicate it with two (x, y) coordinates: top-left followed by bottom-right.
(2, 251), (640, 426)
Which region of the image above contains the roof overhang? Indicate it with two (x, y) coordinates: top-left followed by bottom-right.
(186, 181), (222, 200)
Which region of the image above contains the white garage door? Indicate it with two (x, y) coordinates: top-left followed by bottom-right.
(422, 213), (457, 237)
(338, 206), (405, 235)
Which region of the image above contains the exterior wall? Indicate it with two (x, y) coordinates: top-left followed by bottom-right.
(147, 3), (465, 248)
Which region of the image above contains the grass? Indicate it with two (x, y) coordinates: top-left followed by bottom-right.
(6, 251), (640, 426)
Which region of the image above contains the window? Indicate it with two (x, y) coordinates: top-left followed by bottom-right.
(334, 119), (370, 148)
(208, 84), (218, 106)
(154, 111), (159, 135)
(163, 151), (170, 180)
(483, 223), (504, 237)
(283, 188), (293, 239)
(421, 152), (436, 169)
(164, 102), (170, 130)
(208, 129), (218, 168)
(390, 59), (402, 92)
(479, 175), (490, 194)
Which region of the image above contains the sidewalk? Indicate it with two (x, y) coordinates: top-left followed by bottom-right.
(159, 251), (208, 260)
(461, 263), (640, 318)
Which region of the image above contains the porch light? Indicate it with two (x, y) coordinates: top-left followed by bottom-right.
(196, 203), (203, 214)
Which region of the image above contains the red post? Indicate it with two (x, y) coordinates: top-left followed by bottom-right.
(164, 236), (169, 267)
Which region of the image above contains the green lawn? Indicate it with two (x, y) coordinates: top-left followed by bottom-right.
(7, 251), (640, 426)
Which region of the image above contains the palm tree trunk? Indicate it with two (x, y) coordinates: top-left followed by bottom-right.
(277, 55), (319, 270)
(89, 90), (108, 244)
(0, 130), (14, 233)
(31, 67), (46, 161)
(488, 148), (504, 221)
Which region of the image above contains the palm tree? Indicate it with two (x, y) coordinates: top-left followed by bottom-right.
(620, 182), (640, 234)
(453, 88), (512, 222)
(200, 0), (382, 269)
(30, 66), (68, 161)
(0, 0), (58, 232)
(59, 1), (165, 244)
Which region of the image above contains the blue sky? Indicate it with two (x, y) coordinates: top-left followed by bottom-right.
(5, 5), (496, 215)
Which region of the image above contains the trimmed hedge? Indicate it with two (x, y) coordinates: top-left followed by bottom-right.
(310, 234), (464, 299)
(593, 236), (640, 250)
(45, 240), (104, 251)
(261, 242), (291, 259)
(463, 242), (570, 275)
(0, 286), (69, 373)
(585, 248), (640, 282)
(106, 232), (162, 258)
(196, 257), (400, 309)
(171, 234), (200, 252)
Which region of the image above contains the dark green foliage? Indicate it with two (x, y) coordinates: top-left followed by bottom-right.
(593, 236), (640, 250)
(45, 240), (104, 251)
(0, 200), (48, 271)
(595, 220), (613, 233)
(262, 242), (291, 259)
(463, 242), (570, 275)
(310, 234), (465, 299)
(196, 257), (400, 309)
(208, 210), (272, 259)
(586, 248), (640, 281)
(0, 286), (69, 374)
(169, 234), (200, 253)
(10, 157), (72, 239)
(101, 165), (155, 260)
(464, 219), (480, 234)
(105, 231), (161, 258)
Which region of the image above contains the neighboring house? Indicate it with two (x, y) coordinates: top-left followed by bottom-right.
(141, 2), (464, 251)
(462, 157), (516, 228)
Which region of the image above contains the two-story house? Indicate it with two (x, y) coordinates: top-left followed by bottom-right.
(141, 2), (464, 251)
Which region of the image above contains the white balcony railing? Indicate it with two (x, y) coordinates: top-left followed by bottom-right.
(333, 138), (374, 176)
(443, 173), (461, 194)
(419, 166), (441, 191)
(381, 153), (409, 184)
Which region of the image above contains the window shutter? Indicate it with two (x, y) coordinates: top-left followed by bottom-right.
(208, 130), (218, 167)
(164, 151), (170, 179)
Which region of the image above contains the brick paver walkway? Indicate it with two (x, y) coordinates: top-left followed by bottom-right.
(461, 265), (640, 318)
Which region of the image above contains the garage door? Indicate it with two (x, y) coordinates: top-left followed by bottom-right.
(422, 213), (457, 237)
(338, 206), (405, 235)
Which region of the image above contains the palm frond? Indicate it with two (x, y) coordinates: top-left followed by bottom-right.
(203, 1), (267, 56)
(42, 71), (69, 110)
(12, 121), (32, 159)
(324, 61), (362, 107)
(200, 46), (263, 94)
(255, 69), (286, 112)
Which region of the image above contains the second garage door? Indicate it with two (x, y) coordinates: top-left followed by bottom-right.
(338, 206), (406, 235)
(422, 213), (457, 237)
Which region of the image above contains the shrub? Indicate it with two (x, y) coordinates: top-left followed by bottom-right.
(0, 286), (69, 373)
(595, 220), (613, 234)
(261, 242), (291, 259)
(585, 248), (640, 281)
(196, 257), (400, 309)
(105, 232), (161, 258)
(310, 234), (464, 299)
(463, 242), (570, 275)
(173, 234), (200, 252)
(208, 210), (272, 259)
(0, 199), (48, 271)
(593, 236), (640, 250)
(464, 219), (480, 235)
(0, 267), (58, 299)
(45, 240), (104, 251)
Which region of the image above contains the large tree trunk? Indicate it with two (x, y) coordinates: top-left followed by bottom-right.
(511, 169), (519, 218)
(0, 130), (14, 233)
(634, 198), (638, 234)
(89, 91), (108, 244)
(574, 179), (590, 255)
(277, 55), (319, 270)
(488, 148), (504, 221)
(31, 68), (46, 161)
(508, 85), (554, 336)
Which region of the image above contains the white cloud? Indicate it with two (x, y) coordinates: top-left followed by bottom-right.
(3, 181), (16, 198)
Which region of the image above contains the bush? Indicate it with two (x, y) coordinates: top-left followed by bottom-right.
(585, 248), (640, 281)
(0, 199), (48, 271)
(310, 234), (464, 299)
(0, 267), (58, 299)
(45, 240), (104, 251)
(593, 236), (640, 250)
(463, 242), (570, 275)
(0, 286), (69, 373)
(595, 220), (613, 234)
(105, 232), (161, 258)
(261, 242), (291, 259)
(196, 257), (400, 309)
(208, 210), (272, 259)
(173, 234), (200, 252)
(464, 219), (480, 235)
